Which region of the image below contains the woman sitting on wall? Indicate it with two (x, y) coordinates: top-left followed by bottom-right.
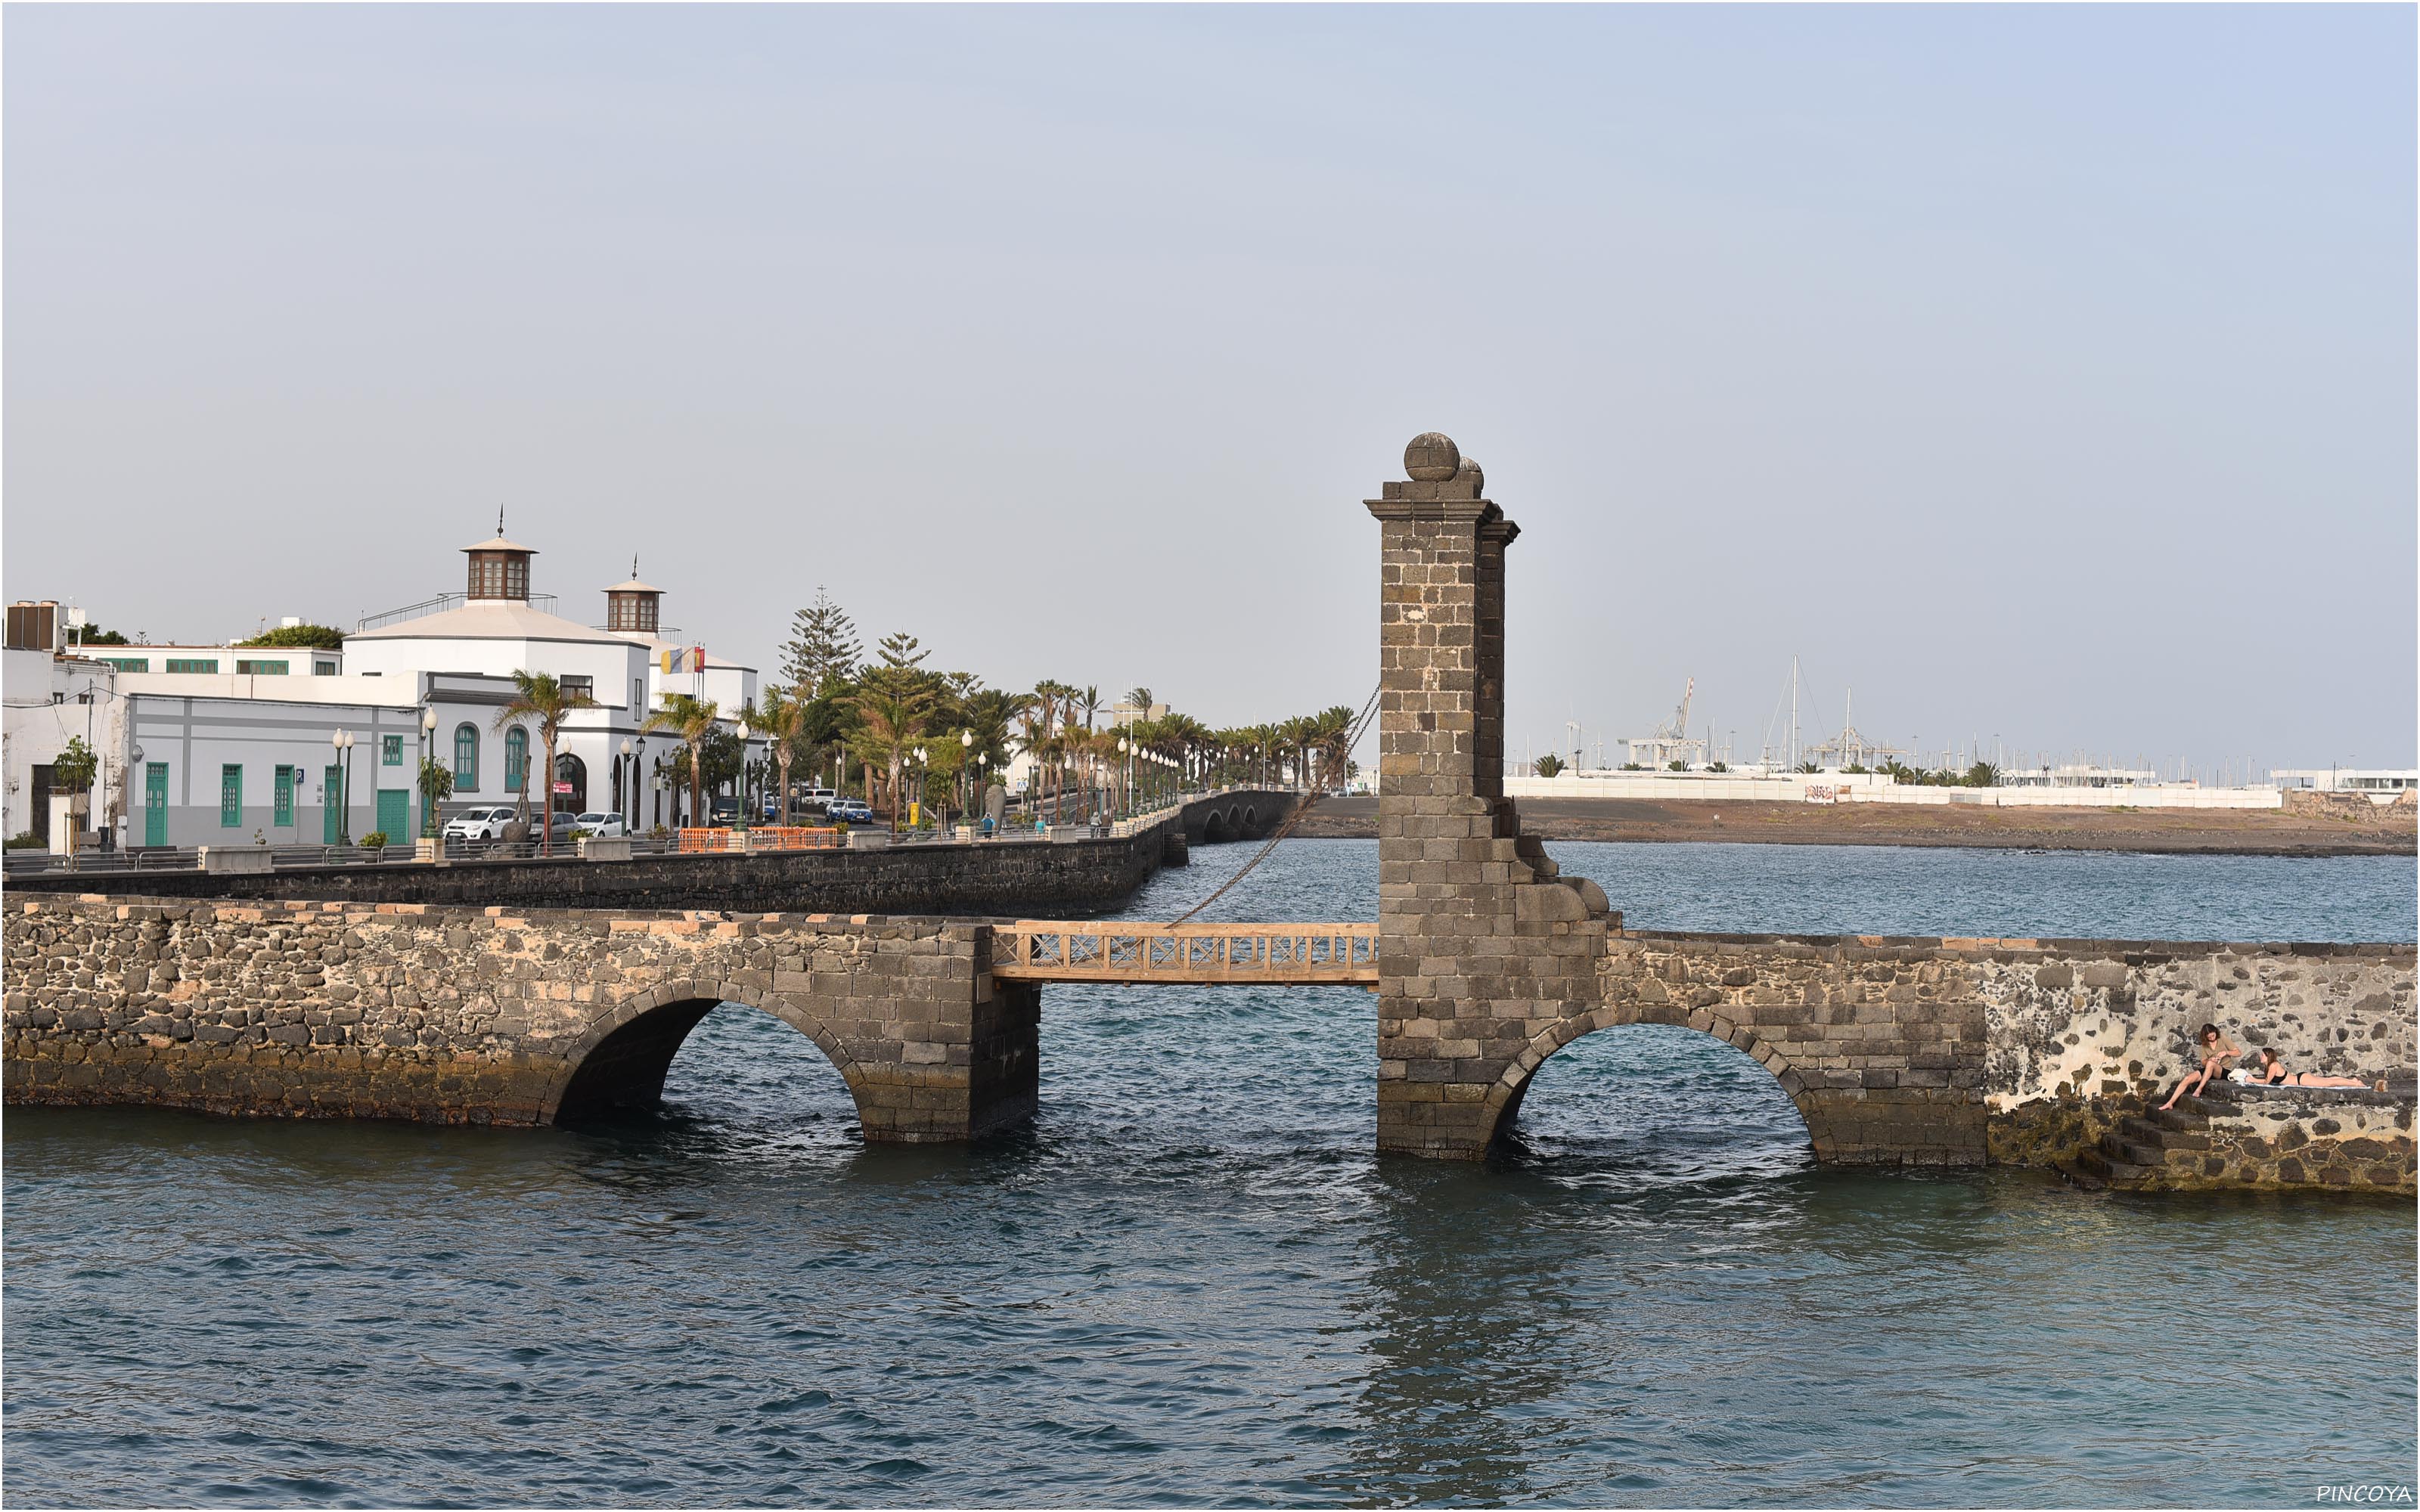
(2158, 1024), (2242, 1111)
(2242, 1047), (2381, 1091)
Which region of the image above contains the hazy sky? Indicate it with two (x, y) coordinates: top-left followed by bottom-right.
(7, 5), (2412, 774)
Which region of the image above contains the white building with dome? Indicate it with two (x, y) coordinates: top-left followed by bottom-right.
(82, 531), (759, 846)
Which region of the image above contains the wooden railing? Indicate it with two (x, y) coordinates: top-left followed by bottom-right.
(990, 921), (1379, 986)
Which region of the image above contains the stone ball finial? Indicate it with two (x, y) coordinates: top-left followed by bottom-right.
(1454, 457), (1484, 494)
(1404, 432), (1461, 482)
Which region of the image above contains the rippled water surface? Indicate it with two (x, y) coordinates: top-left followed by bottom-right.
(7, 841), (2414, 1506)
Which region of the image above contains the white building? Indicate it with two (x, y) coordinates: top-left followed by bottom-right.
(2273, 768), (2418, 799)
(3, 607), (130, 847)
(14, 534), (763, 848)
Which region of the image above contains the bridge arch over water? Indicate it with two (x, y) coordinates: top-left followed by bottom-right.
(1485, 1009), (1823, 1157)
(546, 979), (864, 1126)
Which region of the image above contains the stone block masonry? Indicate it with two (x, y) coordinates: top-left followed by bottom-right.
(4, 894), (1038, 1142)
(1367, 434), (1619, 1158)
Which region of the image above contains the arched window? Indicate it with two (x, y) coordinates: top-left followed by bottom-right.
(453, 723), (480, 789)
(504, 727), (529, 793)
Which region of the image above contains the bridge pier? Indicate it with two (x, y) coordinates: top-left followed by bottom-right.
(1366, 434), (1617, 1160)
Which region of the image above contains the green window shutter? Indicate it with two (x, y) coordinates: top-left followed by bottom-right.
(504, 729), (527, 792)
(274, 766), (295, 827)
(383, 735), (403, 767)
(167, 658), (220, 674)
(454, 724), (479, 789)
(104, 656), (149, 672)
(220, 765), (244, 827)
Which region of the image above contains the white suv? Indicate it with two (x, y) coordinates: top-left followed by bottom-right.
(572, 811), (627, 838)
(443, 807), (514, 842)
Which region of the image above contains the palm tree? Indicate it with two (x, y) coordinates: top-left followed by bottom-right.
(755, 685), (811, 826)
(1311, 705), (1357, 792)
(849, 680), (932, 823)
(644, 693), (720, 830)
(496, 671), (597, 855)
(1078, 685), (1103, 732)
(1032, 680), (1078, 820)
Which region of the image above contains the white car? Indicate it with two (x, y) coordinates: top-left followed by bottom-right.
(572, 812), (627, 838)
(442, 806), (514, 842)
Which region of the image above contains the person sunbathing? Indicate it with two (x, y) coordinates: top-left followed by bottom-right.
(2251, 1047), (2379, 1091)
(2159, 1024), (2240, 1111)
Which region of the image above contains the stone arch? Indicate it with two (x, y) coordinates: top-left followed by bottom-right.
(544, 977), (864, 1126)
(1238, 804), (1256, 836)
(1481, 1009), (1823, 1156)
(1201, 810), (1230, 843)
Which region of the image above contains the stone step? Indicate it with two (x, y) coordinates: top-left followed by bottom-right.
(2100, 1132), (2167, 1170)
(2153, 1107), (2211, 1134)
(2177, 1094), (2229, 1119)
(2052, 1159), (2108, 1192)
(2074, 1147), (2153, 1184)
(2119, 1115), (2210, 1151)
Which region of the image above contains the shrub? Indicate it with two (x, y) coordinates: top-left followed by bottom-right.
(4, 831), (43, 850)
(359, 831), (389, 849)
(238, 623), (346, 649)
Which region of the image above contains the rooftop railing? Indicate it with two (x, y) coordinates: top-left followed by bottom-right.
(354, 592), (558, 633)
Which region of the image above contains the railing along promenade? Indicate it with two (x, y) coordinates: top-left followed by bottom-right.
(0, 787), (1295, 880)
(991, 921), (1379, 986)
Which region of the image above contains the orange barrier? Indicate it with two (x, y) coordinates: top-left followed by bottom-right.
(749, 826), (842, 850)
(676, 829), (734, 853)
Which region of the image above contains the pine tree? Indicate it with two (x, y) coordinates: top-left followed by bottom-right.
(874, 631), (927, 671)
(780, 588), (861, 694)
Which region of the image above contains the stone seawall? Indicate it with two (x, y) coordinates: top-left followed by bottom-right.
(5, 792), (1300, 917)
(4, 894), (1038, 1141)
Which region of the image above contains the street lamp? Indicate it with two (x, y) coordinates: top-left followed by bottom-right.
(420, 706), (440, 838)
(619, 738), (634, 829)
(735, 722), (752, 830)
(331, 729), (355, 844)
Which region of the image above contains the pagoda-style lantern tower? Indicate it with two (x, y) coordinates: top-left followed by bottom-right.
(462, 517), (536, 602)
(603, 559), (664, 635)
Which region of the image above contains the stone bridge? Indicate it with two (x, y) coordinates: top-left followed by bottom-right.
(4, 897), (1041, 1140)
(6, 435), (2414, 1181)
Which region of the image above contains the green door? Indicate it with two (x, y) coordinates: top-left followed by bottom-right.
(376, 789), (409, 844)
(144, 763), (168, 847)
(324, 764), (343, 843)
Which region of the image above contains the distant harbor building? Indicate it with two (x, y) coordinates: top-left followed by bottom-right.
(2273, 768), (2418, 798)
(1998, 764), (2161, 789)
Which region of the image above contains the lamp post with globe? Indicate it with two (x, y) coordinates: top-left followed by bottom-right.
(331, 729), (355, 845)
(419, 707), (440, 838)
(734, 722), (752, 831)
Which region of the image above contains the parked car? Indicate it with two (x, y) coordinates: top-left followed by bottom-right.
(443, 807), (514, 842)
(572, 812), (626, 838)
(709, 795), (741, 826)
(798, 785), (837, 813)
(547, 809), (582, 835)
(827, 798), (875, 826)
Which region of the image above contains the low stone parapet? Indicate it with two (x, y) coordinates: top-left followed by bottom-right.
(197, 845), (272, 875)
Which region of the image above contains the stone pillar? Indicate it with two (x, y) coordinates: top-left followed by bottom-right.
(1369, 433), (1612, 1158)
